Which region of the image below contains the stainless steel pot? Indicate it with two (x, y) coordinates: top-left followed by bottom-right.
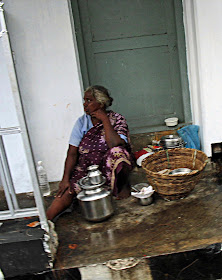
(160, 134), (185, 149)
(77, 174), (114, 222)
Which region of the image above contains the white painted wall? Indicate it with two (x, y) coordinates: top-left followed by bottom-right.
(2, 0), (222, 194)
(0, 39), (33, 193)
(195, 0), (222, 156)
(183, 0), (222, 156)
(3, 0), (83, 189)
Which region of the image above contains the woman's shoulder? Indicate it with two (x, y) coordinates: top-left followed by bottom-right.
(76, 113), (91, 125)
(108, 110), (126, 120)
(72, 113), (92, 134)
(77, 113), (90, 121)
(107, 110), (127, 126)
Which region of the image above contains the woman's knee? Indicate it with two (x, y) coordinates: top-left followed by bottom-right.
(107, 146), (126, 156)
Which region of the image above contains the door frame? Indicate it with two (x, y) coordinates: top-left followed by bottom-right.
(182, 0), (204, 148)
(68, 0), (192, 133)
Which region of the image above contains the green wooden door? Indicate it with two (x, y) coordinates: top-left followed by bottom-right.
(72, 0), (191, 133)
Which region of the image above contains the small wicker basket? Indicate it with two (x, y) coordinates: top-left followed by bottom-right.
(141, 148), (208, 200)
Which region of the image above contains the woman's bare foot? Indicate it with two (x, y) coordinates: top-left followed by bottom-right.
(115, 164), (131, 199)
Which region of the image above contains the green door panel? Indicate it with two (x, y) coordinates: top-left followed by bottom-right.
(86, 0), (167, 41)
(72, 0), (191, 132)
(94, 46), (183, 128)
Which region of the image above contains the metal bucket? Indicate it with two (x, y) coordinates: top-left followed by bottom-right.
(77, 189), (114, 222)
(77, 175), (114, 222)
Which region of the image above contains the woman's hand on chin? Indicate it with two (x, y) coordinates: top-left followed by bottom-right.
(90, 109), (108, 122)
(56, 180), (73, 197)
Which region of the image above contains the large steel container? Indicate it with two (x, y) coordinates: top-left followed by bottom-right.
(77, 171), (114, 222)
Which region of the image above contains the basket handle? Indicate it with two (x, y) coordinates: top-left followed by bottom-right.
(192, 149), (197, 168)
(165, 149), (171, 169)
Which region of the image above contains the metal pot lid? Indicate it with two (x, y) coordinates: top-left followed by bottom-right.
(87, 164), (99, 171)
(78, 176), (106, 190)
(160, 134), (183, 142)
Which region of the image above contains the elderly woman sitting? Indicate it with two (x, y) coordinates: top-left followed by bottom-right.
(47, 85), (133, 221)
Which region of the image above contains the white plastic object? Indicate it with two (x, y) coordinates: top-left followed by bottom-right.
(36, 161), (50, 196)
(136, 152), (154, 166)
(164, 117), (178, 127)
(131, 185), (154, 199)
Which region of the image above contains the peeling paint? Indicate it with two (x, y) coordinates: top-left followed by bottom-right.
(42, 221), (58, 269)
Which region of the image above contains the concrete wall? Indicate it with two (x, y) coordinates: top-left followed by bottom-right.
(183, 0), (222, 156)
(3, 0), (83, 189)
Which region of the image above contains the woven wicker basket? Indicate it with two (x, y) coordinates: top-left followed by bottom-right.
(141, 148), (208, 200)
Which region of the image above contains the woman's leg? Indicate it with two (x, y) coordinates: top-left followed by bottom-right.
(103, 146), (133, 198)
(115, 163), (131, 199)
(46, 190), (75, 221)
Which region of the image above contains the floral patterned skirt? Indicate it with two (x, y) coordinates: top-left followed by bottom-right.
(70, 146), (133, 196)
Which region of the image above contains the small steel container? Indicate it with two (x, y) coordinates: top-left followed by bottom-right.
(139, 196), (153, 206)
(160, 134), (185, 149)
(87, 165), (103, 185)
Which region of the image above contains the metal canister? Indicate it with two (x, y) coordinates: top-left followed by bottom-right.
(87, 165), (103, 185)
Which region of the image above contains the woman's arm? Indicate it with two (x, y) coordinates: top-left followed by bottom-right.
(102, 116), (125, 148)
(57, 145), (78, 197)
(91, 109), (125, 148)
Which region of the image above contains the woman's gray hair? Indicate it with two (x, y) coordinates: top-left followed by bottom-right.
(85, 85), (113, 108)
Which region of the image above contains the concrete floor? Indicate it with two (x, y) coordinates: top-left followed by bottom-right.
(51, 162), (222, 268)
(2, 160), (222, 279)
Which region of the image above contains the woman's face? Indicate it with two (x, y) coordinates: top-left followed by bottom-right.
(83, 91), (102, 115)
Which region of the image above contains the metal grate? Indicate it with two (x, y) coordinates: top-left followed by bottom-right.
(0, 2), (48, 231)
(0, 129), (39, 220)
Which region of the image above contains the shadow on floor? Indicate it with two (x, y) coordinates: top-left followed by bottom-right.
(5, 268), (82, 280)
(149, 244), (222, 280)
